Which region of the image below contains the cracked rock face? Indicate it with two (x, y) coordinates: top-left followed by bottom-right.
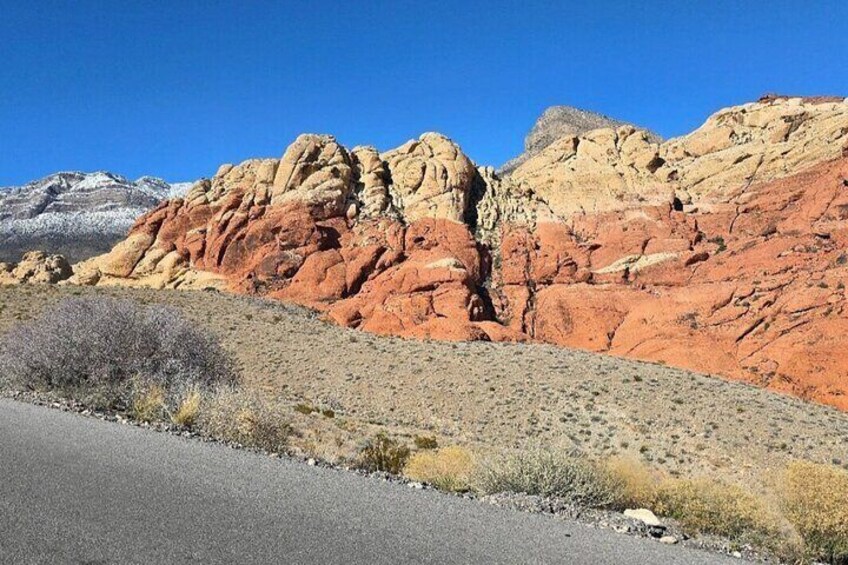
(660, 96), (848, 203)
(63, 95), (848, 410)
(381, 132), (478, 223)
(510, 126), (670, 217)
(495, 158), (848, 409)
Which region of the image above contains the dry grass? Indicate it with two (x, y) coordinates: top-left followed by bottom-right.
(198, 388), (290, 453)
(130, 383), (166, 423)
(652, 478), (795, 552)
(171, 388), (202, 428)
(404, 446), (475, 492)
(604, 455), (659, 509)
(782, 461), (848, 563)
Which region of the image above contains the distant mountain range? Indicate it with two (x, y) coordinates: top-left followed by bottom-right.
(0, 172), (193, 262)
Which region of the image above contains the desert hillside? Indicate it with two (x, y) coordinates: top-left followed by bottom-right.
(3, 283), (848, 488)
(4, 94), (848, 410)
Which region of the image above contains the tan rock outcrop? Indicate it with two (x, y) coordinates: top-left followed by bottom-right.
(270, 134), (353, 218)
(382, 132), (477, 223)
(508, 96), (848, 219)
(661, 96), (848, 203)
(351, 146), (394, 219)
(0, 251), (72, 285)
(471, 166), (547, 246)
(510, 126), (670, 217)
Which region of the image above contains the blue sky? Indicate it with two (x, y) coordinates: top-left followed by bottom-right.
(1, 0), (846, 185)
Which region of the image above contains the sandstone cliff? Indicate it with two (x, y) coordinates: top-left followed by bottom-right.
(52, 95), (848, 410)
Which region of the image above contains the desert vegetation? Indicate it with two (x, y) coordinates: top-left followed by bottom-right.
(0, 295), (234, 403)
(473, 448), (622, 508)
(401, 447), (847, 563)
(0, 295), (290, 452)
(2, 288), (848, 562)
(404, 446), (475, 492)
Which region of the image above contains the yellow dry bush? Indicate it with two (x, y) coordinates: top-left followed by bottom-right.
(781, 460), (848, 563)
(171, 388), (202, 428)
(404, 446), (475, 492)
(131, 384), (165, 423)
(653, 478), (789, 548)
(604, 455), (659, 509)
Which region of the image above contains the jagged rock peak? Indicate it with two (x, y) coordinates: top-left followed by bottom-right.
(500, 105), (662, 174)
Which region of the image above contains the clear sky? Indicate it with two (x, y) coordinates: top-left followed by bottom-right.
(1, 0), (846, 186)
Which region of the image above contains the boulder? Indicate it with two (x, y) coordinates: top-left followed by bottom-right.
(623, 508), (664, 528)
(382, 132), (477, 223)
(0, 251), (73, 284)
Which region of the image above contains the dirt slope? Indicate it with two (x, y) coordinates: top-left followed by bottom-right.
(3, 284), (847, 486)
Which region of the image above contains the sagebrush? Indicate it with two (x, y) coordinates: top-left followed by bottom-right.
(199, 388), (291, 452)
(356, 434), (410, 473)
(0, 296), (235, 399)
(474, 448), (621, 508)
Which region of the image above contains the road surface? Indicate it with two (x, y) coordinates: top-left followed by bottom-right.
(0, 398), (741, 564)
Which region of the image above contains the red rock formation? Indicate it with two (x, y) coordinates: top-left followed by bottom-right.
(500, 158), (848, 409)
(68, 96), (848, 410)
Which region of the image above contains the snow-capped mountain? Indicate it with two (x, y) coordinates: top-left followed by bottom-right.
(0, 171), (194, 262)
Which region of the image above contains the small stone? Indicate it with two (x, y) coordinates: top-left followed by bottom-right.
(732, 551), (742, 558)
(623, 508), (664, 528)
(307, 458), (316, 466)
(659, 536), (678, 545)
(408, 482), (424, 489)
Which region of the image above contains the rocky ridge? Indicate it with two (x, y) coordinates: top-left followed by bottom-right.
(9, 95), (848, 410)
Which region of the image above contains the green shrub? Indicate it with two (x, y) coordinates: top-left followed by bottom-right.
(356, 434), (410, 474)
(414, 435), (439, 450)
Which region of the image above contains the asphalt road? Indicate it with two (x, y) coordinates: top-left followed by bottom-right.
(0, 398), (741, 564)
